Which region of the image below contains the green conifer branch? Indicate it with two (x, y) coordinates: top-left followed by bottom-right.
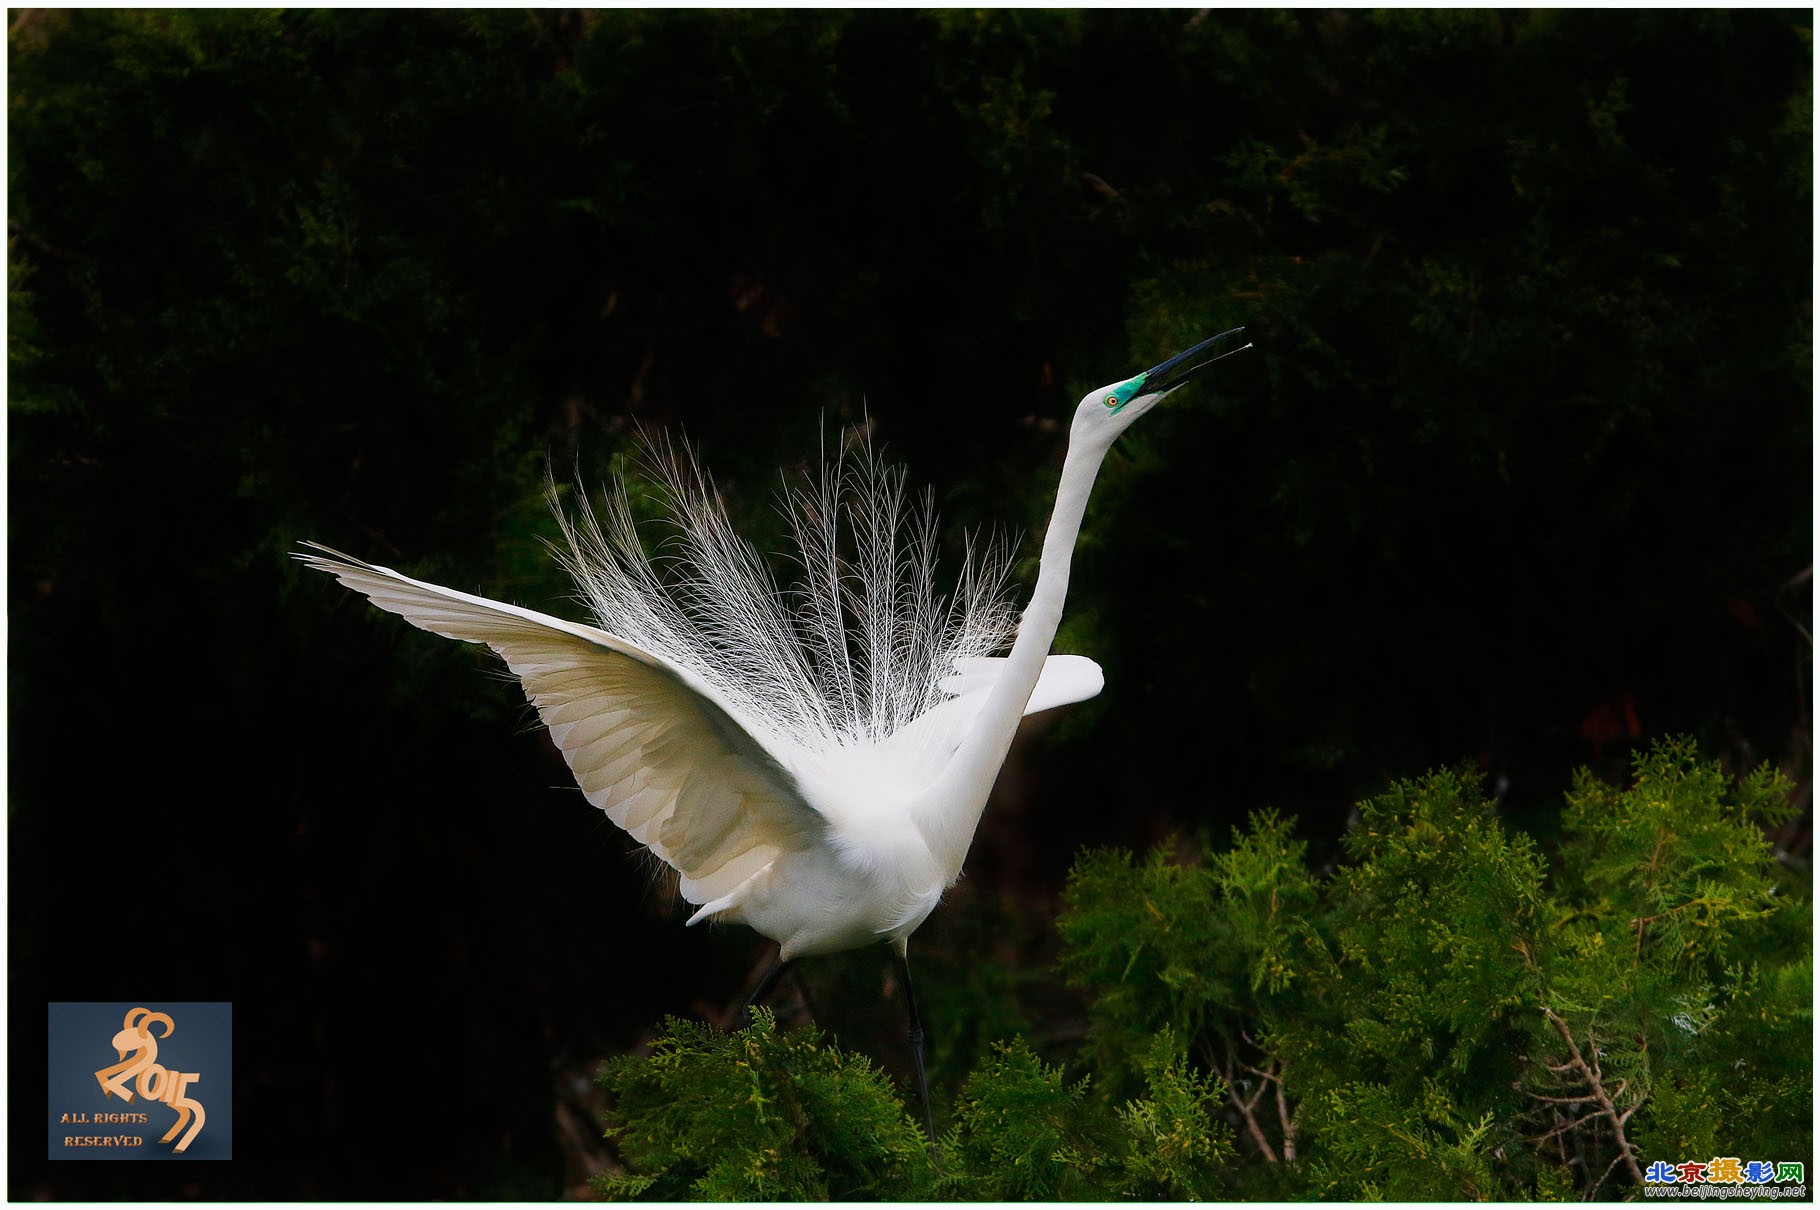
(590, 738), (1804, 1200)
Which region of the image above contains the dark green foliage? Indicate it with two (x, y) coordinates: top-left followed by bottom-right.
(1559, 740), (1798, 968)
(941, 1038), (1098, 1200)
(940, 1031), (1237, 1202)
(1056, 813), (1316, 1094)
(597, 1019), (1240, 1201)
(1059, 739), (1808, 1200)
(1106, 1031), (1241, 1202)
(1542, 741), (1811, 1184)
(592, 740), (1805, 1200)
(594, 1012), (931, 1201)
(13, 10), (1807, 831)
(1062, 10), (1812, 822)
(1309, 1079), (1504, 1202)
(1299, 768), (1547, 1085)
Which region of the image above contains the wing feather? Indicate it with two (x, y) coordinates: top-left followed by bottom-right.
(870, 652), (1105, 779)
(297, 543), (825, 910)
(943, 653), (1104, 714)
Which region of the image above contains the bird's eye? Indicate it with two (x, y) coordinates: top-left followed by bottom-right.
(1103, 394), (1119, 409)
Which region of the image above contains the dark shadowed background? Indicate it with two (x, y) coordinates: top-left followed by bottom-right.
(9, 9), (1810, 1199)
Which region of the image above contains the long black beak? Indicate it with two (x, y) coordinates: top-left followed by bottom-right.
(1142, 326), (1251, 396)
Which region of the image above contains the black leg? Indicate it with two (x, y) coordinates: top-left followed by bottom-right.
(895, 948), (936, 1143)
(741, 953), (790, 1027)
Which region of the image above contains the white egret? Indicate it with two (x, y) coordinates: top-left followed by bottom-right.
(298, 327), (1249, 1136)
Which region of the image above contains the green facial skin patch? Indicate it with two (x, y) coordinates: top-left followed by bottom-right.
(1102, 373), (1148, 411)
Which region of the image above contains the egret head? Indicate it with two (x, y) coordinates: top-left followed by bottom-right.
(1072, 326), (1251, 446)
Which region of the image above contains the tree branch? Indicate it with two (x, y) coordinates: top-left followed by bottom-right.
(1541, 1008), (1644, 1186)
(1214, 1047), (1278, 1163)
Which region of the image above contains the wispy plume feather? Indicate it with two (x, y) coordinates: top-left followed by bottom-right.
(549, 431), (1018, 760)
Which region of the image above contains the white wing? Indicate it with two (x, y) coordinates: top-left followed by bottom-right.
(296, 543), (826, 912)
(874, 652), (1104, 776)
(941, 653), (1104, 715)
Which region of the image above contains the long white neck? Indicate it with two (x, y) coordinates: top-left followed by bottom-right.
(913, 429), (1112, 877)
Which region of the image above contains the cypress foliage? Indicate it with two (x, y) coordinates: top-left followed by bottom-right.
(595, 739), (1807, 1200)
